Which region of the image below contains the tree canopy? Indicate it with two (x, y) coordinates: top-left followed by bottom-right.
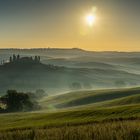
(0, 90), (40, 112)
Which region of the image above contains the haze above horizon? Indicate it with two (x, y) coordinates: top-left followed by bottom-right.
(0, 0), (140, 51)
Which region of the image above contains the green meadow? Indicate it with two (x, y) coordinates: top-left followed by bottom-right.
(0, 87), (140, 139)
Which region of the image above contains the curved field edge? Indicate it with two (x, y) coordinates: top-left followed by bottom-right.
(100, 94), (140, 107)
(0, 104), (140, 131)
(40, 87), (140, 109)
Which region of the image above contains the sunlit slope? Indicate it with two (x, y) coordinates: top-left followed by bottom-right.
(101, 94), (140, 107)
(40, 87), (140, 109)
(0, 104), (140, 131)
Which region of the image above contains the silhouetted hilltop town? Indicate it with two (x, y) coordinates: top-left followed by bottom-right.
(1, 55), (41, 65)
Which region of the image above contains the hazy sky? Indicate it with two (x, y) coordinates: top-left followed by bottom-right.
(0, 0), (140, 51)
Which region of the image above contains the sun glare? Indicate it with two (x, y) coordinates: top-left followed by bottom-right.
(86, 14), (96, 27)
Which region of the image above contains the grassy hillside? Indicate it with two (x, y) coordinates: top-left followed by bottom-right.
(1, 50), (140, 139)
(0, 87), (140, 140)
(101, 94), (140, 107)
(0, 120), (139, 140)
(40, 87), (140, 109)
(0, 104), (140, 131)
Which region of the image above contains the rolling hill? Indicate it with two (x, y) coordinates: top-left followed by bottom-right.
(1, 86), (140, 139)
(40, 87), (140, 109)
(101, 94), (140, 107)
(0, 104), (140, 131)
(0, 57), (140, 94)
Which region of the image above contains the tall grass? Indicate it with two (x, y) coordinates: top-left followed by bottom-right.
(0, 120), (139, 140)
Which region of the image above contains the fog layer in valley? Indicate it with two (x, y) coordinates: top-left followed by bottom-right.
(0, 48), (140, 95)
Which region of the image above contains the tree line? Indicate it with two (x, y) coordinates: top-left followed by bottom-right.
(9, 55), (41, 63)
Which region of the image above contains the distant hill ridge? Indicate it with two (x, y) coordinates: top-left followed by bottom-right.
(1, 48), (140, 59)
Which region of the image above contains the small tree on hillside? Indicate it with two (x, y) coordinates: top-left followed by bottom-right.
(17, 54), (20, 60)
(35, 89), (46, 98)
(70, 82), (82, 90)
(9, 56), (12, 63)
(13, 54), (16, 61)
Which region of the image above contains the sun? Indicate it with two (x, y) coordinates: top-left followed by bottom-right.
(85, 14), (96, 27)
